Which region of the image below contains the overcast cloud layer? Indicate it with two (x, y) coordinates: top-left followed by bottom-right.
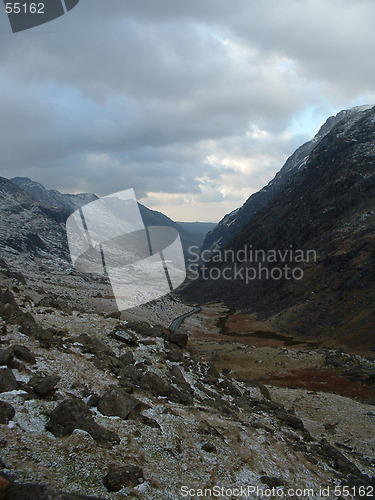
(0, 0), (374, 221)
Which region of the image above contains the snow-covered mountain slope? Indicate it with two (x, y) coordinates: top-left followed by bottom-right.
(10, 177), (203, 259)
(11, 177), (98, 212)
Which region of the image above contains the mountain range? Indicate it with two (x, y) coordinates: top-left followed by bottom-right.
(1, 176), (211, 265)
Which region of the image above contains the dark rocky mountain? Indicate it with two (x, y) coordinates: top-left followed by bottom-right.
(184, 105), (375, 351)
(202, 105), (373, 254)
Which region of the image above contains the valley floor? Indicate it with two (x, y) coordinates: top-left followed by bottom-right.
(179, 303), (375, 481)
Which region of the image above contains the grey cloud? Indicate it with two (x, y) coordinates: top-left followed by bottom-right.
(0, 0), (374, 220)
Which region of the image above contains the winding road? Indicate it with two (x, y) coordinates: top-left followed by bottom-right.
(169, 305), (201, 331)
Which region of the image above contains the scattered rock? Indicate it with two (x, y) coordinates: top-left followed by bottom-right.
(0, 350), (12, 367)
(110, 329), (138, 346)
(87, 394), (100, 407)
(11, 345), (36, 365)
(202, 442), (216, 453)
(315, 439), (363, 476)
(260, 475), (284, 488)
(0, 401), (15, 424)
(104, 311), (122, 320)
(142, 372), (193, 405)
(276, 410), (304, 430)
(137, 414), (161, 429)
(103, 465), (144, 492)
(119, 351), (135, 365)
(0, 369), (17, 393)
(46, 398), (120, 447)
(165, 331), (188, 348)
(0, 290), (35, 327)
(68, 334), (121, 374)
(164, 342), (184, 362)
(98, 386), (144, 420)
(28, 375), (60, 397)
(324, 422), (338, 434)
(118, 365), (144, 388)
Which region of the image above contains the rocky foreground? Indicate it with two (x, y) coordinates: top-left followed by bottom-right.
(0, 282), (374, 499)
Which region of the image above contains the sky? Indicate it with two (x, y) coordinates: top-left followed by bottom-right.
(0, 0), (374, 222)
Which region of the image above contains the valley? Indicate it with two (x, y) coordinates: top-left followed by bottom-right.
(180, 303), (375, 403)
(0, 104), (374, 498)
(177, 303), (375, 477)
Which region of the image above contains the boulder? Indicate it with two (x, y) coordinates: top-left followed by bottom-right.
(142, 372), (193, 405)
(0, 369), (17, 393)
(46, 398), (120, 447)
(11, 345), (36, 364)
(36, 296), (61, 310)
(276, 410), (304, 430)
(28, 375), (60, 397)
(119, 351), (135, 365)
(104, 311), (121, 320)
(164, 340), (185, 361)
(202, 442), (216, 453)
(170, 366), (194, 394)
(0, 401), (15, 424)
(110, 329), (138, 347)
(118, 365), (144, 387)
(0, 290), (35, 327)
(98, 386), (143, 420)
(0, 350), (12, 367)
(103, 465), (144, 492)
(68, 334), (121, 374)
(165, 331), (188, 348)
